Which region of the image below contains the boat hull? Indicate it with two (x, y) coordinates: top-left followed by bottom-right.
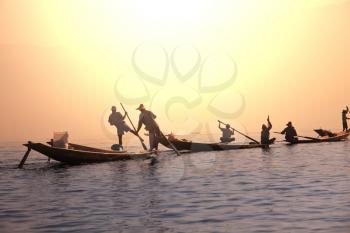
(159, 136), (265, 152)
(24, 143), (152, 164)
(289, 131), (350, 145)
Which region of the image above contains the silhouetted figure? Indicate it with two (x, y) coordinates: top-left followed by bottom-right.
(219, 122), (235, 143)
(281, 121), (298, 143)
(342, 106), (349, 131)
(136, 104), (160, 151)
(261, 116), (276, 145)
(108, 106), (139, 149)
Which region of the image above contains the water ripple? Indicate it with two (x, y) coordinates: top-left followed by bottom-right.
(1, 141), (350, 232)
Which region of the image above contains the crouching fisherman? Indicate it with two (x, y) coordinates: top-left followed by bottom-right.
(108, 106), (141, 150)
(280, 121), (298, 144)
(219, 121), (235, 143)
(136, 104), (161, 151)
(261, 116), (276, 145)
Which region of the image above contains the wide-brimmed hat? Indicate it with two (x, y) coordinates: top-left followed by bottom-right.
(136, 104), (145, 110)
(287, 121), (292, 126)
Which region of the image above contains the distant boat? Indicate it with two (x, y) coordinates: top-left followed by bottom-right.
(22, 142), (153, 164)
(159, 136), (266, 152)
(289, 131), (350, 145)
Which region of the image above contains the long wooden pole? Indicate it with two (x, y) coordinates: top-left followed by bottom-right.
(120, 103), (148, 150)
(273, 132), (319, 141)
(218, 120), (260, 144)
(159, 131), (182, 156)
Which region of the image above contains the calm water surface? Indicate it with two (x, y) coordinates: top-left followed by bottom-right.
(1, 138), (350, 233)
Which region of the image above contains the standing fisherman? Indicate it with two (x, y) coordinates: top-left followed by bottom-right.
(108, 106), (141, 149)
(261, 116), (276, 145)
(342, 106), (350, 131)
(136, 104), (161, 151)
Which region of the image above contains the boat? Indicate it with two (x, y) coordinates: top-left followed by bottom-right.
(21, 142), (153, 165)
(288, 131), (350, 145)
(159, 135), (266, 152)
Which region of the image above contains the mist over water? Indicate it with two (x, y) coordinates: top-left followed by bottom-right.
(1, 137), (350, 233)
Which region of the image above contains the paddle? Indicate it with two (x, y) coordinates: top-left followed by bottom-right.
(159, 130), (182, 157)
(295, 135), (320, 141)
(273, 132), (320, 141)
(120, 103), (148, 151)
(218, 120), (260, 144)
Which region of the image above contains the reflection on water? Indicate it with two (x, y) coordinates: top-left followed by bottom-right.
(1, 140), (350, 232)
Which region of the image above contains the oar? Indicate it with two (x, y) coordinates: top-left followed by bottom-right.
(18, 142), (32, 168)
(218, 120), (260, 144)
(295, 135), (320, 141)
(159, 130), (182, 156)
(120, 103), (148, 151)
(273, 132), (319, 141)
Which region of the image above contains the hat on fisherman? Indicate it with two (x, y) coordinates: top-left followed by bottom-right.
(287, 121), (292, 126)
(136, 104), (145, 110)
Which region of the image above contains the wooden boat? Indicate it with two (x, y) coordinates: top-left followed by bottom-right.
(289, 131), (350, 145)
(159, 136), (266, 152)
(22, 142), (153, 165)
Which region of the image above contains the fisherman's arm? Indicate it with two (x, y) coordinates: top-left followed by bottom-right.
(108, 116), (113, 125)
(218, 122), (223, 130)
(218, 121), (225, 130)
(267, 116), (272, 130)
(293, 129), (298, 136)
(267, 121), (272, 130)
(152, 112), (157, 119)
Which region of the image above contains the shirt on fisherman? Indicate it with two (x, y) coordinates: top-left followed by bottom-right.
(221, 128), (234, 139)
(139, 110), (158, 131)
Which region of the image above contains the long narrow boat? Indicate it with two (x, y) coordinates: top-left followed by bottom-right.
(159, 136), (266, 152)
(22, 142), (153, 164)
(289, 131), (350, 145)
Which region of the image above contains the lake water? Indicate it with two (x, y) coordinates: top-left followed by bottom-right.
(1, 137), (350, 233)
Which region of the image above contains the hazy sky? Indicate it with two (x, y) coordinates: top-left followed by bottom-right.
(1, 0), (350, 142)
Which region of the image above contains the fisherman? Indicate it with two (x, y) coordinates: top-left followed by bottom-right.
(108, 106), (140, 149)
(280, 121), (298, 143)
(136, 104), (161, 151)
(218, 121), (235, 143)
(342, 106), (350, 131)
(261, 116), (276, 145)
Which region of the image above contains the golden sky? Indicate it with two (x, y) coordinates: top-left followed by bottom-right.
(1, 0), (350, 142)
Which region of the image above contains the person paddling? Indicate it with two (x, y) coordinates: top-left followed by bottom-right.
(218, 122), (235, 143)
(108, 106), (141, 149)
(342, 106), (350, 131)
(280, 121), (298, 144)
(261, 116), (276, 145)
(136, 104), (161, 151)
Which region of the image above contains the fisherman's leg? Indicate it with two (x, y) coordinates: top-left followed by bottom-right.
(153, 128), (161, 150)
(149, 131), (155, 151)
(118, 135), (123, 146)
